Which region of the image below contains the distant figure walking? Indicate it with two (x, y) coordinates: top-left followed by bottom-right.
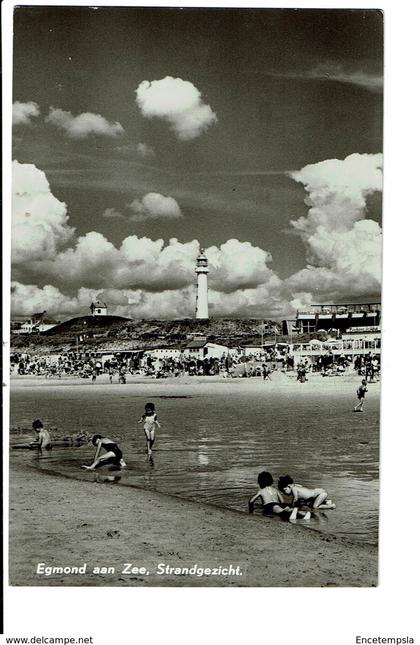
(262, 364), (272, 381)
(139, 402), (161, 456)
(31, 419), (52, 451)
(296, 361), (307, 383)
(354, 379), (368, 412)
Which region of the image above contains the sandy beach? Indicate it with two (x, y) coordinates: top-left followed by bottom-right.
(9, 368), (375, 391)
(8, 371), (379, 588)
(9, 461), (377, 587)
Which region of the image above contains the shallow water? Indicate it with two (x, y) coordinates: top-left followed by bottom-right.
(10, 380), (380, 544)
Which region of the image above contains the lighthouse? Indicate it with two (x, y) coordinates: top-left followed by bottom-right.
(195, 248), (209, 319)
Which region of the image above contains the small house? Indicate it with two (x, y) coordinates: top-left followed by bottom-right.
(90, 300), (108, 316)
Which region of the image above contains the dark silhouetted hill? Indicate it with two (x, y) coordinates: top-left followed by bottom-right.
(11, 317), (289, 354)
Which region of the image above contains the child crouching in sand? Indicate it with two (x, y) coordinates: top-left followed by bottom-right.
(277, 475), (335, 510)
(81, 435), (126, 472)
(248, 472), (310, 521)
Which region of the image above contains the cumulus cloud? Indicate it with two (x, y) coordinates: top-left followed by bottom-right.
(135, 76), (217, 140)
(12, 219), (281, 318)
(281, 152), (383, 303)
(45, 107), (124, 138)
(11, 162), (283, 320)
(12, 160), (75, 265)
(101, 193), (183, 223)
(11, 282), (82, 318)
(11, 278), (285, 321)
(12, 101), (40, 126)
(206, 240), (275, 293)
(11, 154), (383, 321)
(18, 234), (198, 293)
(127, 193), (183, 222)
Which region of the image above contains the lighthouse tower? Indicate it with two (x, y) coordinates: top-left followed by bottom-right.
(195, 248), (209, 319)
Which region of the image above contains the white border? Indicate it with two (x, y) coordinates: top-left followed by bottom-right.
(3, 1), (420, 643)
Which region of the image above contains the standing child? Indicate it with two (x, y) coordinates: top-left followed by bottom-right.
(139, 402), (161, 456)
(354, 379), (368, 412)
(31, 419), (52, 450)
(248, 471), (310, 521)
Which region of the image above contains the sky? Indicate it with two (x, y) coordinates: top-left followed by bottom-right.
(11, 7), (383, 321)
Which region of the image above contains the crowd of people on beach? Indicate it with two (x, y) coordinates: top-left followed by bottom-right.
(10, 348), (380, 384)
(10, 349), (281, 380)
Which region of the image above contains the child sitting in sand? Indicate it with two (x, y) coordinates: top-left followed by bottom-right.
(31, 419), (52, 450)
(139, 402), (161, 456)
(354, 379), (368, 412)
(248, 472), (310, 521)
(277, 475), (335, 510)
(81, 435), (126, 471)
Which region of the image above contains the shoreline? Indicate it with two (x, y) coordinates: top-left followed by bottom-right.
(9, 369), (372, 391)
(9, 461), (377, 587)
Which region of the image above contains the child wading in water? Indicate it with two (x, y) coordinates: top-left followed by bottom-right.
(31, 419), (52, 451)
(139, 402), (161, 456)
(354, 379), (368, 412)
(81, 435), (126, 475)
(248, 472), (310, 521)
(277, 475), (335, 510)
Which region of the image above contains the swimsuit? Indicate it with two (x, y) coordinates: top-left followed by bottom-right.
(99, 441), (123, 466)
(144, 414), (158, 434)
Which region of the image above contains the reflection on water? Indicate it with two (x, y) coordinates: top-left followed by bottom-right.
(10, 384), (380, 544)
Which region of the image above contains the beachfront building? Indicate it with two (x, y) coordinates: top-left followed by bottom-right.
(90, 300), (108, 316)
(11, 311), (59, 334)
(195, 248), (209, 319)
(143, 347), (183, 361)
(294, 303), (381, 335)
(183, 340), (229, 360)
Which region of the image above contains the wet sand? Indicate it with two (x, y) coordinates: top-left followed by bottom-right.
(8, 371), (379, 586)
(9, 462), (377, 587)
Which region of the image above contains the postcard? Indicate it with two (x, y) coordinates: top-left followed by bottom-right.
(3, 2), (416, 644)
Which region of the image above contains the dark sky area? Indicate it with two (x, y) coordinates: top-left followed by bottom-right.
(12, 7), (383, 281)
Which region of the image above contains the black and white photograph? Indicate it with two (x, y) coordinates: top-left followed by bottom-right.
(6, 4), (385, 593)
(3, 1), (419, 642)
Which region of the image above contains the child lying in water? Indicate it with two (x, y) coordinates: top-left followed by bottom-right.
(248, 472), (310, 521)
(277, 475), (336, 510)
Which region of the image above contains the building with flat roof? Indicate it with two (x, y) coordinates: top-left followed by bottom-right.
(183, 340), (229, 360)
(294, 303), (381, 335)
